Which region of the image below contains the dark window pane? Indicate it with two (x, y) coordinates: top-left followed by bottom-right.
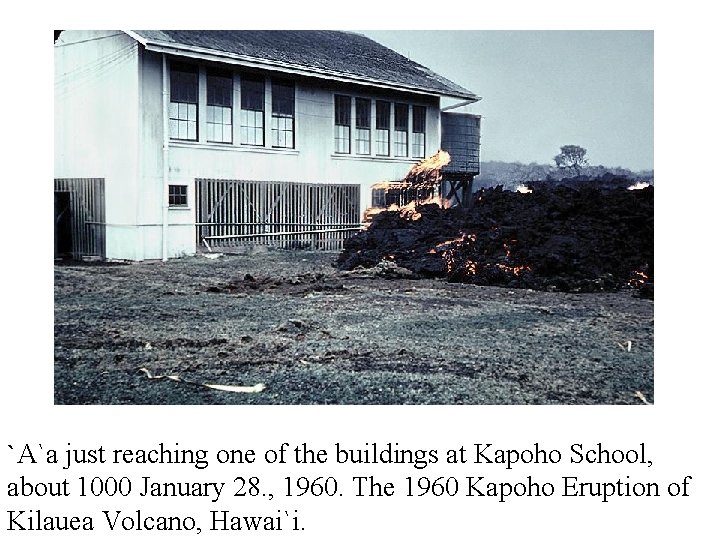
(413, 105), (426, 133)
(272, 81), (294, 115)
(356, 98), (370, 128)
(170, 64), (198, 103)
(207, 71), (233, 107)
(271, 81), (294, 149)
(335, 95), (351, 126)
(169, 184), (188, 206)
(241, 76), (265, 111)
(395, 103), (408, 131)
(376, 100), (390, 129)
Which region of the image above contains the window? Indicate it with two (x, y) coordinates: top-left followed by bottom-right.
(169, 185), (188, 207)
(240, 76), (265, 146)
(272, 81), (295, 148)
(394, 103), (409, 157)
(334, 95), (351, 154)
(355, 98), (371, 155)
(412, 105), (426, 158)
(375, 100), (390, 156)
(206, 69), (233, 143)
(169, 63), (198, 141)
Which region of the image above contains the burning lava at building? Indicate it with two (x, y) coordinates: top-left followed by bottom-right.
(341, 169), (653, 295)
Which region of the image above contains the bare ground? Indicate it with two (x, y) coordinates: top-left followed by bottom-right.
(54, 249), (653, 405)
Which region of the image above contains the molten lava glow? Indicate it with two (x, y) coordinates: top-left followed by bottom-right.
(628, 269), (650, 287)
(432, 234), (480, 275)
(516, 184), (533, 194)
(627, 182), (650, 190)
(433, 233), (532, 278)
(497, 239), (531, 275)
(433, 233), (478, 252)
(495, 263), (532, 276)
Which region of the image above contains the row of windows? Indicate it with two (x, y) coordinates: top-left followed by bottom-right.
(169, 63), (428, 158)
(334, 96), (426, 158)
(169, 63), (295, 148)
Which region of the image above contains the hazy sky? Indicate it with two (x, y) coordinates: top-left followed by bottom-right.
(362, 31), (654, 171)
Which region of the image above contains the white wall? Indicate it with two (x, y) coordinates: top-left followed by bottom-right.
(55, 31), (142, 260)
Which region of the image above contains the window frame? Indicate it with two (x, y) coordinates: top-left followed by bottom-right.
(375, 100), (391, 156)
(206, 68), (233, 144)
(334, 94), (352, 154)
(169, 63), (199, 142)
(411, 105), (426, 158)
(271, 80), (295, 149)
(168, 184), (188, 207)
(393, 102), (409, 157)
(355, 97), (371, 155)
(239, 75), (266, 146)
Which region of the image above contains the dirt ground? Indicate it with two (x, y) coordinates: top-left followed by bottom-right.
(54, 249), (653, 405)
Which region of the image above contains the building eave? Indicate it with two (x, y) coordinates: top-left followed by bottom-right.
(123, 30), (148, 46)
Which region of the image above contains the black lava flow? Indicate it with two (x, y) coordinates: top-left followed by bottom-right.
(338, 182), (653, 295)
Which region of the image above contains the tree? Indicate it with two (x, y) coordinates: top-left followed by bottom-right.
(553, 145), (589, 175)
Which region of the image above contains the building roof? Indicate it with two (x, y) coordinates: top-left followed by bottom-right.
(127, 30), (479, 101)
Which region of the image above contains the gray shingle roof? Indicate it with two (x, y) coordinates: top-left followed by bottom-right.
(129, 30), (478, 100)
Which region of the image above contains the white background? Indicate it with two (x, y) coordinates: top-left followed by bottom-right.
(2, 1), (718, 538)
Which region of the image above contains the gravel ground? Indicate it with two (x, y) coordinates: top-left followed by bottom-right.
(54, 249), (654, 405)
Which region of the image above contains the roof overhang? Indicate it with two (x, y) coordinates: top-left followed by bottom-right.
(124, 31), (480, 102)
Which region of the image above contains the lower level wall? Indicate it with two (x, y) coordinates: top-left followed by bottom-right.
(106, 224), (195, 261)
(104, 178), (362, 261)
(62, 149), (426, 261)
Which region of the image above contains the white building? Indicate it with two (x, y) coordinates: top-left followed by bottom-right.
(55, 30), (480, 260)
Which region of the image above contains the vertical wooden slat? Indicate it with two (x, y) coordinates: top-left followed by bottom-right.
(242, 180), (247, 240)
(210, 180), (216, 244)
(305, 183), (310, 249)
(202, 179), (208, 246)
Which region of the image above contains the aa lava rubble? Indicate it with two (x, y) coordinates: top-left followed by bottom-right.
(338, 182), (653, 294)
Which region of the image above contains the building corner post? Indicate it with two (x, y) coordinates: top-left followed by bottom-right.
(161, 53), (169, 261)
